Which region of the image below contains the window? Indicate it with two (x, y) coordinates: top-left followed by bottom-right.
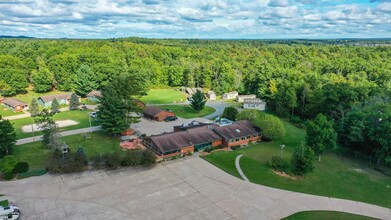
(236, 138), (240, 142)
(247, 136), (251, 139)
(230, 139), (234, 143)
(241, 137), (245, 140)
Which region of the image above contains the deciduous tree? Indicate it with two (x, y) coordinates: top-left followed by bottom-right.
(0, 117), (16, 158)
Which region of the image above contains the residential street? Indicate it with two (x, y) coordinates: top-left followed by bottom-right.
(1, 157), (389, 220)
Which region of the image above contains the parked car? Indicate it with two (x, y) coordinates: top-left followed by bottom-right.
(165, 116), (178, 122)
(89, 112), (97, 118)
(80, 104), (87, 111)
(0, 205), (21, 220)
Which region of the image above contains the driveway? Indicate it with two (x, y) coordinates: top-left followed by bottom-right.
(1, 157), (389, 220)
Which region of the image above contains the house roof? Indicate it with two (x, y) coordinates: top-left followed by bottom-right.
(238, 94), (256, 98)
(2, 98), (27, 108)
(38, 93), (73, 103)
(147, 126), (222, 153)
(173, 120), (215, 131)
(143, 106), (165, 117)
(244, 98), (264, 104)
(207, 91), (216, 96)
(223, 91), (238, 96)
(87, 90), (102, 98)
(213, 120), (261, 140)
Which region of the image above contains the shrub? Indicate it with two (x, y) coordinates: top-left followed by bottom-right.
(47, 148), (87, 173)
(222, 107), (238, 121)
(271, 156), (283, 170)
(291, 144), (315, 176)
(92, 154), (106, 169)
(0, 155), (17, 179)
(204, 147), (213, 153)
(3, 172), (13, 180)
(231, 146), (241, 150)
(142, 150), (156, 167)
(12, 162), (29, 174)
(104, 153), (121, 169)
(121, 150), (143, 166)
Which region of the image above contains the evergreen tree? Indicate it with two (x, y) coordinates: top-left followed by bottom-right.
(51, 98), (60, 114)
(35, 109), (62, 149)
(190, 90), (206, 112)
(69, 93), (80, 110)
(222, 107), (239, 121)
(291, 142), (315, 176)
(29, 98), (39, 116)
(306, 113), (337, 162)
(74, 64), (97, 97)
(0, 117), (16, 158)
(97, 74), (147, 135)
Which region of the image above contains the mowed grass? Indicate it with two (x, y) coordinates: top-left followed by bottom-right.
(203, 118), (391, 208)
(283, 211), (378, 220)
(13, 131), (122, 170)
(0, 107), (24, 117)
(158, 105), (216, 118)
(11, 110), (100, 139)
(140, 89), (186, 104)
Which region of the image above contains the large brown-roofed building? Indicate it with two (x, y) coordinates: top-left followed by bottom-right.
(1, 98), (28, 112)
(213, 120), (262, 147)
(143, 106), (175, 121)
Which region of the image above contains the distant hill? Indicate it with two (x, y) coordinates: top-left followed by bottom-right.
(0, 35), (34, 39)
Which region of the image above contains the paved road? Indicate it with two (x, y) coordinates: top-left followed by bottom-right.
(1, 157), (389, 220)
(16, 126), (102, 145)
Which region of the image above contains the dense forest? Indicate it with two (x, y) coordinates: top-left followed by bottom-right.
(0, 38), (390, 165)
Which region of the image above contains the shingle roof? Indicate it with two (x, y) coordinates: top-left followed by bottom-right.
(2, 98), (27, 108)
(143, 106), (165, 117)
(213, 120), (261, 140)
(38, 93), (73, 103)
(173, 120), (215, 131)
(147, 126), (222, 153)
(86, 90), (102, 98)
(244, 98), (264, 104)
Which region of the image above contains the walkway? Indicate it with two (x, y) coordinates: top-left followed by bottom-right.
(0, 157), (389, 219)
(235, 154), (249, 182)
(16, 126), (101, 145)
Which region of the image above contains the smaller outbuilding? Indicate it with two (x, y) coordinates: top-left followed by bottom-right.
(243, 98), (266, 111)
(206, 91), (216, 100)
(236, 94), (256, 103)
(1, 98), (28, 112)
(222, 91), (238, 100)
(143, 106), (175, 122)
(86, 90), (102, 102)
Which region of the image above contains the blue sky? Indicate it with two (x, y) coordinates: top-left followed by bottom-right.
(0, 0), (390, 39)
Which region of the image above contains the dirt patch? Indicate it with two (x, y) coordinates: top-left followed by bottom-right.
(272, 170), (300, 180)
(22, 120), (79, 133)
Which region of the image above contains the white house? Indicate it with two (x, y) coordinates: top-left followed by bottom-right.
(243, 98), (266, 111)
(222, 91), (238, 100)
(236, 94), (256, 103)
(207, 91), (216, 100)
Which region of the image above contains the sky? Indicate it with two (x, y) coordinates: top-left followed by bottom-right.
(0, 0), (390, 39)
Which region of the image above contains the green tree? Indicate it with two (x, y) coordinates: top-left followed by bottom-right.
(255, 114), (286, 140)
(74, 64), (97, 97)
(0, 117), (16, 158)
(291, 142), (315, 176)
(0, 155), (17, 180)
(306, 113), (337, 162)
(32, 59), (55, 92)
(236, 109), (261, 122)
(51, 98), (60, 114)
(97, 74), (147, 135)
(29, 98), (40, 116)
(190, 90), (206, 112)
(222, 107), (239, 121)
(69, 93), (80, 110)
(35, 109), (62, 149)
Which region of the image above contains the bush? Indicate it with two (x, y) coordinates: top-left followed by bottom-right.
(0, 155), (17, 179)
(255, 114), (286, 140)
(3, 172), (13, 180)
(291, 144), (315, 176)
(121, 150), (143, 166)
(231, 146), (241, 150)
(12, 162), (29, 174)
(104, 153), (121, 169)
(47, 148), (88, 173)
(222, 107), (239, 121)
(92, 154), (106, 169)
(204, 147), (213, 153)
(142, 150), (156, 167)
(271, 156), (283, 170)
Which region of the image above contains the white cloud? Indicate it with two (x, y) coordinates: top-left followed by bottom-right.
(377, 2), (391, 12)
(268, 0), (289, 7)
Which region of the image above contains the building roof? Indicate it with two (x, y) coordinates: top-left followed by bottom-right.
(147, 126), (222, 153)
(223, 91), (238, 96)
(143, 106), (165, 117)
(213, 120), (261, 140)
(87, 90), (102, 98)
(2, 98), (27, 107)
(244, 98), (264, 104)
(173, 120), (214, 131)
(38, 93), (73, 103)
(207, 91), (216, 96)
(238, 94), (256, 98)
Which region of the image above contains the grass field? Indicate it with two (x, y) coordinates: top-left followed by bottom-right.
(11, 110), (100, 139)
(13, 131), (122, 170)
(0, 107), (24, 117)
(283, 211), (378, 220)
(203, 118), (391, 208)
(140, 89), (187, 104)
(158, 105), (215, 118)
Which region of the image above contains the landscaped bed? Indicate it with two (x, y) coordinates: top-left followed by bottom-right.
(282, 211), (378, 220)
(158, 105), (215, 118)
(203, 118), (391, 208)
(140, 88), (186, 104)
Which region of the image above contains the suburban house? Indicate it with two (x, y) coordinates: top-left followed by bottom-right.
(206, 91), (216, 100)
(143, 106), (175, 122)
(185, 87), (202, 96)
(1, 98), (28, 112)
(236, 94), (256, 102)
(222, 91), (238, 100)
(243, 98), (266, 111)
(143, 120), (262, 158)
(37, 93), (79, 107)
(213, 120), (262, 148)
(86, 90), (102, 102)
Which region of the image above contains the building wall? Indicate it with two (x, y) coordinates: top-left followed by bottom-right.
(237, 95), (256, 103)
(222, 134), (262, 148)
(212, 139), (223, 147)
(244, 103), (266, 111)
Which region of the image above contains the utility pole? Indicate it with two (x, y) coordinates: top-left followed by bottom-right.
(31, 124), (35, 141)
(89, 113), (92, 133)
(280, 144), (285, 158)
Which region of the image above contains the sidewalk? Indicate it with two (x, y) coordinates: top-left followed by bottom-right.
(16, 126), (101, 145)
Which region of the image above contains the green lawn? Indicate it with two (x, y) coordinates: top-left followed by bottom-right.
(13, 131), (122, 170)
(158, 105), (215, 118)
(283, 211), (378, 220)
(0, 107), (24, 117)
(203, 118), (391, 208)
(140, 89), (187, 104)
(11, 110), (100, 139)
(11, 89), (69, 105)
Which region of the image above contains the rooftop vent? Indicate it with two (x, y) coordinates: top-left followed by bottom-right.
(235, 129), (241, 133)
